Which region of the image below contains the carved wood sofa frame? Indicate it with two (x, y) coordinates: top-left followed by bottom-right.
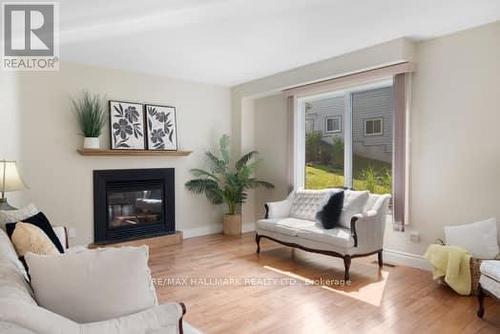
(256, 210), (383, 281)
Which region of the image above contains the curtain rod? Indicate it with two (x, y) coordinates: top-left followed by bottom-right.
(283, 61), (415, 97)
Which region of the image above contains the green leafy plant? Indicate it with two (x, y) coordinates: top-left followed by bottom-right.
(381, 168), (392, 191)
(185, 135), (274, 215)
(361, 165), (378, 193)
(319, 146), (332, 165)
(306, 131), (322, 163)
(73, 91), (106, 137)
(331, 136), (344, 167)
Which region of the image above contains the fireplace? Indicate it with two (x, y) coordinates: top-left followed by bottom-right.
(93, 168), (175, 244)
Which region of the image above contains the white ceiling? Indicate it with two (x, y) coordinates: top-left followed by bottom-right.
(47, 0), (500, 85)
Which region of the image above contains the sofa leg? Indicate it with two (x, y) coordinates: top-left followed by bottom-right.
(378, 250), (383, 268)
(343, 255), (351, 281)
(179, 302), (186, 334)
(255, 234), (261, 254)
(477, 285), (485, 318)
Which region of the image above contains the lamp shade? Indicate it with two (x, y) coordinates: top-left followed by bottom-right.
(0, 161), (27, 192)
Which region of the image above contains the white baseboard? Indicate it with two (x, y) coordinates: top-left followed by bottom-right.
(242, 222), (256, 233)
(181, 224), (222, 239)
(181, 222), (256, 239)
(383, 248), (431, 271)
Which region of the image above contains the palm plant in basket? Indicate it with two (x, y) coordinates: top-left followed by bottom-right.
(73, 91), (106, 149)
(185, 135), (274, 235)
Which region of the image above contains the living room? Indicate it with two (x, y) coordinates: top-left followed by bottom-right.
(1, 1), (500, 333)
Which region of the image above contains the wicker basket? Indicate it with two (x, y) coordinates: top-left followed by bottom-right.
(470, 257), (483, 295)
(432, 240), (491, 296)
(437, 257), (482, 295)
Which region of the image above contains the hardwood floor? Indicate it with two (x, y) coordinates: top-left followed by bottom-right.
(149, 232), (500, 333)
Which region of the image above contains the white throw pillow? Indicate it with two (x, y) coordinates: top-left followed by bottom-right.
(25, 246), (158, 323)
(0, 204), (39, 229)
(339, 190), (369, 228)
(445, 218), (499, 259)
(290, 189), (337, 221)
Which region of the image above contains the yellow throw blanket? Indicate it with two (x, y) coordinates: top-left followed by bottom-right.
(424, 244), (471, 295)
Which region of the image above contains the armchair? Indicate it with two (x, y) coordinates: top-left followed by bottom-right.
(477, 260), (500, 319)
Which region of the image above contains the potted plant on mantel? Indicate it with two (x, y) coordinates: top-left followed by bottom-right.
(73, 91), (106, 149)
(185, 135), (274, 235)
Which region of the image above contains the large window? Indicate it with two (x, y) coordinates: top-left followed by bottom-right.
(302, 81), (393, 194)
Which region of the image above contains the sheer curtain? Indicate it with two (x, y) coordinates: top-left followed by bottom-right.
(393, 72), (411, 231)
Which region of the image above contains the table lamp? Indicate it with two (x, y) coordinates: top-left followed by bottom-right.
(0, 160), (27, 210)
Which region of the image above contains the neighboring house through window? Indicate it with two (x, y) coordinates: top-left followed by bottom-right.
(298, 80), (394, 194)
(305, 119), (314, 134)
(364, 118), (383, 136)
(325, 116), (341, 133)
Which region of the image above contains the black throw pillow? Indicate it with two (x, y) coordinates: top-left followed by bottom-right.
(316, 191), (344, 229)
(6, 212), (65, 253)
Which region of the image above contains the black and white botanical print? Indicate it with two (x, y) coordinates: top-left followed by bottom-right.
(146, 104), (178, 150)
(109, 101), (145, 149)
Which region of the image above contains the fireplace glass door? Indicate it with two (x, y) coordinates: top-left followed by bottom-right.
(106, 181), (164, 229)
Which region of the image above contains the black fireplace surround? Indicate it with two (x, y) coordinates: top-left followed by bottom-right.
(93, 168), (175, 244)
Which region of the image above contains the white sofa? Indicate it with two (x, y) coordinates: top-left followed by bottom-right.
(0, 227), (200, 334)
(256, 189), (391, 280)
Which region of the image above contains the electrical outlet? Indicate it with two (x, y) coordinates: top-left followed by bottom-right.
(410, 231), (420, 242)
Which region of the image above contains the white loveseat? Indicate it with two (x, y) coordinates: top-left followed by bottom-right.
(256, 189), (391, 280)
(0, 227), (200, 334)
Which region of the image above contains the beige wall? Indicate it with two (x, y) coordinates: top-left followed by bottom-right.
(0, 62), (231, 245)
(389, 21), (500, 254)
(253, 95), (290, 220)
(245, 21), (500, 257)
(0, 72), (23, 205)
(240, 98), (257, 228)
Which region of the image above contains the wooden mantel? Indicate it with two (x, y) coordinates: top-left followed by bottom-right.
(77, 149), (192, 156)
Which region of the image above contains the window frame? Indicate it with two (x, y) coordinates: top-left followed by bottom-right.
(363, 117), (384, 136)
(294, 79), (393, 190)
(324, 116), (342, 134)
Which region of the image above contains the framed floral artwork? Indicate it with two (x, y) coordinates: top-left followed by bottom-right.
(109, 101), (145, 149)
(145, 104), (178, 150)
